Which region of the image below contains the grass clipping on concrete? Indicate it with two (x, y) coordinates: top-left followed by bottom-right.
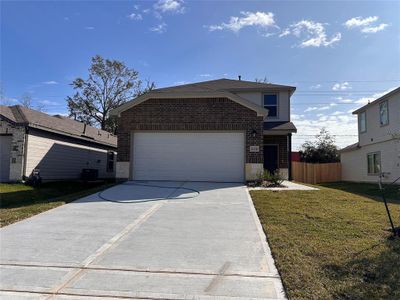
(250, 183), (400, 300)
(0, 181), (114, 227)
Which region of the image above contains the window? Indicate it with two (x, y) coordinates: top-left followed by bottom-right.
(106, 151), (115, 172)
(379, 101), (389, 126)
(367, 152), (381, 175)
(263, 94), (278, 118)
(359, 111), (366, 133)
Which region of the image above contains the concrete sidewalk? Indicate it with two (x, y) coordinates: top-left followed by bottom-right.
(0, 181), (286, 299)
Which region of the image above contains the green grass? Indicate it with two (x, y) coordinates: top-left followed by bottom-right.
(250, 182), (400, 300)
(0, 181), (115, 227)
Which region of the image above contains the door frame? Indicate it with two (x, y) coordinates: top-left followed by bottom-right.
(263, 143), (279, 172)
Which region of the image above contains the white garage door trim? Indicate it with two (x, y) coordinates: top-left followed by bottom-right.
(131, 131), (245, 182)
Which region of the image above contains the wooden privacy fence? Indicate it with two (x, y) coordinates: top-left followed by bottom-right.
(292, 162), (341, 184)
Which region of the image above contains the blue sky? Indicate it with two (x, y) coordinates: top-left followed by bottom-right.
(1, 0), (399, 149)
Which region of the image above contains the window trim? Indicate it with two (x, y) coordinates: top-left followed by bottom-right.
(106, 151), (115, 173)
(379, 100), (389, 127)
(359, 111), (367, 133)
(367, 151), (381, 175)
(263, 93), (279, 119)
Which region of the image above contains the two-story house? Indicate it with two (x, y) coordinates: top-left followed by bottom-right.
(110, 78), (297, 182)
(340, 87), (400, 184)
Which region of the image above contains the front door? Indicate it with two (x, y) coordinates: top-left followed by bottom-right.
(264, 145), (278, 174)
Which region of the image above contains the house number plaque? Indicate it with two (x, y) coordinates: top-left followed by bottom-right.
(249, 146), (260, 153)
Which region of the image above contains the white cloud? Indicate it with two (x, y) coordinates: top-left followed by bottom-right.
(304, 102), (337, 112)
(344, 16), (378, 28)
(85, 26), (95, 30)
(150, 22), (167, 33)
(38, 99), (59, 105)
(332, 82), (351, 91)
(128, 13), (143, 21)
(344, 16), (388, 34)
(280, 20), (341, 47)
(291, 113), (358, 150)
(304, 106), (319, 112)
(154, 0), (185, 14)
(361, 23), (388, 33)
(133, 4), (140, 10)
(338, 98), (353, 103)
(310, 84), (321, 90)
(42, 81), (58, 85)
(199, 74), (212, 77)
(279, 28), (290, 37)
(207, 11), (277, 33)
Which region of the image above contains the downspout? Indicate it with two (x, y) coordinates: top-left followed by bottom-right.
(288, 133), (292, 181)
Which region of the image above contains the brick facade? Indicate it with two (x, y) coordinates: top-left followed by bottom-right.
(117, 97), (264, 164)
(263, 135), (288, 168)
(0, 118), (26, 181)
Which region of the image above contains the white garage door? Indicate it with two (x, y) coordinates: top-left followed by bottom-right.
(0, 135), (12, 182)
(133, 132), (245, 182)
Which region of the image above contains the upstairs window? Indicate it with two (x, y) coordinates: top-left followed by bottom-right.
(359, 111), (366, 133)
(367, 152), (381, 175)
(379, 101), (389, 126)
(106, 151), (115, 172)
(264, 94), (278, 118)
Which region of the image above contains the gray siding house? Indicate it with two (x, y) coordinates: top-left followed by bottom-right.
(340, 87), (400, 184)
(0, 105), (117, 182)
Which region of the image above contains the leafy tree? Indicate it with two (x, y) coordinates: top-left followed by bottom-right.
(66, 55), (155, 133)
(300, 128), (340, 163)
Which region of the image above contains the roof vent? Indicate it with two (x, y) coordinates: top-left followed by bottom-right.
(238, 75), (241, 81)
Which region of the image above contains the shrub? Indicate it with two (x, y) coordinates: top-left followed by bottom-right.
(262, 170), (284, 186)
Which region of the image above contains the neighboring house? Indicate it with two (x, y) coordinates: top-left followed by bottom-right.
(111, 78), (297, 182)
(0, 105), (117, 182)
(340, 87), (400, 184)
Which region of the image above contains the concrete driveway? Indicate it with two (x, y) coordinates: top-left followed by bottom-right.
(0, 181), (286, 299)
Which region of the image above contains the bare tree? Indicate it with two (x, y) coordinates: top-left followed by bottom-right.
(255, 76), (269, 83)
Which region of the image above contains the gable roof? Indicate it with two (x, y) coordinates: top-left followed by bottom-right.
(0, 105), (117, 148)
(152, 78), (296, 93)
(353, 87), (400, 114)
(111, 78), (295, 117)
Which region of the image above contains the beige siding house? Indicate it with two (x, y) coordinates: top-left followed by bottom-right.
(340, 87), (400, 184)
(0, 105), (117, 182)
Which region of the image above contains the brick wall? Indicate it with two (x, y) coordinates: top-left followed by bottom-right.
(264, 135), (288, 168)
(117, 97), (264, 164)
(0, 118), (26, 181)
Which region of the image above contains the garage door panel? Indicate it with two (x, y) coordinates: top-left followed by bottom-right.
(133, 132), (245, 182)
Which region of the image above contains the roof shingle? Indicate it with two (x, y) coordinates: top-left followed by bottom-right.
(0, 105), (117, 147)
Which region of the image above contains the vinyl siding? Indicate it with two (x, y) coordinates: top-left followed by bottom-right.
(341, 139), (400, 184)
(236, 91), (290, 122)
(25, 130), (116, 181)
(357, 92), (400, 146)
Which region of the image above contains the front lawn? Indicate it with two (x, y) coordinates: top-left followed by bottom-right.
(250, 182), (400, 300)
(0, 181), (114, 227)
